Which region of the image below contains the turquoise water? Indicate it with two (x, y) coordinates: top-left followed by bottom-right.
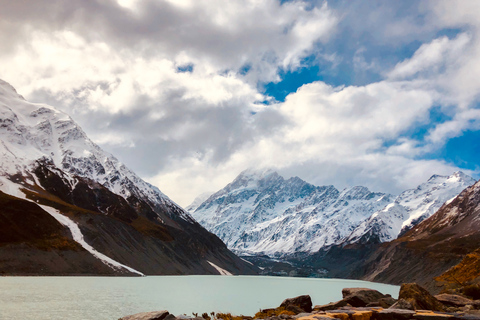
(0, 276), (399, 320)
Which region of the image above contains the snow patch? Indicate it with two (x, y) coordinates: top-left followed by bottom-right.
(207, 261), (233, 275)
(38, 204), (144, 276)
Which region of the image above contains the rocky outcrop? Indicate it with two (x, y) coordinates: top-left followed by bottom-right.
(435, 295), (475, 308)
(342, 288), (391, 307)
(398, 284), (445, 312)
(280, 295), (313, 313)
(120, 287), (480, 320)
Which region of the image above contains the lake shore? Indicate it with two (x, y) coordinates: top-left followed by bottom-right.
(120, 284), (480, 320)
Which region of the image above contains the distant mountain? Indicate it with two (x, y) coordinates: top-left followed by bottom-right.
(345, 172), (475, 244)
(190, 169), (474, 259)
(303, 178), (480, 293)
(190, 169), (395, 257)
(360, 178), (480, 292)
(0, 79), (256, 276)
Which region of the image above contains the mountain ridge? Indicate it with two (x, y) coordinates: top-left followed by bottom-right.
(0, 79), (257, 276)
(189, 168), (475, 259)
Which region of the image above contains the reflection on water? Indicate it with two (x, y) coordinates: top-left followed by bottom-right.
(0, 276), (399, 320)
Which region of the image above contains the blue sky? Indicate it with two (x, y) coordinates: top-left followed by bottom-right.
(1, 0), (480, 205)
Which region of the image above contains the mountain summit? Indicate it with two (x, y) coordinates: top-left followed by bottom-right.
(0, 79), (256, 276)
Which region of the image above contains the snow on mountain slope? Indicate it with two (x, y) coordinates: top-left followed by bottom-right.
(0, 79), (191, 223)
(346, 171), (475, 244)
(190, 169), (395, 257)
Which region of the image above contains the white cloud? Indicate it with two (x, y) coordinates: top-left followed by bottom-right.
(2, 0), (480, 207)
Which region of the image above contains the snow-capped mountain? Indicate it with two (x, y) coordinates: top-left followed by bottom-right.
(0, 79), (256, 276)
(190, 169), (395, 257)
(345, 171), (476, 244)
(190, 169), (475, 258)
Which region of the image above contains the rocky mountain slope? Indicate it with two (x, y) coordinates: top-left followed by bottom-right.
(308, 179), (480, 293)
(0, 79), (257, 276)
(190, 169), (474, 259)
(346, 172), (475, 244)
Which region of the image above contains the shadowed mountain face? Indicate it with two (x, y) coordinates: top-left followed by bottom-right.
(0, 79), (257, 276)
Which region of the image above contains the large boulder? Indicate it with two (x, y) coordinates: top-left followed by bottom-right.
(342, 288), (389, 307)
(119, 310), (170, 320)
(280, 295), (313, 313)
(398, 284), (445, 312)
(434, 294), (474, 308)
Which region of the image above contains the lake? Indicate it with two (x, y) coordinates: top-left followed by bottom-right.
(0, 276), (399, 320)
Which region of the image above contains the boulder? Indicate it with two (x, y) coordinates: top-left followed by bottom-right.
(280, 295), (313, 313)
(343, 288), (380, 298)
(342, 288), (388, 307)
(389, 299), (415, 310)
(119, 310), (170, 320)
(398, 284), (446, 311)
(435, 294), (474, 308)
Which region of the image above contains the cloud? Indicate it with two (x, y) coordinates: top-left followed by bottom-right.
(2, 0), (480, 206)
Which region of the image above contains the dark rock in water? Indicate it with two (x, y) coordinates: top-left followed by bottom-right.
(119, 310), (170, 320)
(399, 284), (446, 311)
(435, 294), (474, 307)
(280, 295), (313, 313)
(389, 299), (415, 310)
(372, 309), (416, 320)
(342, 288), (388, 307)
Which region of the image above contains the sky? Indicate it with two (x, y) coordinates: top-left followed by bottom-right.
(2, 0), (480, 207)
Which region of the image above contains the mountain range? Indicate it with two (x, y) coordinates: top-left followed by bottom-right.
(190, 169), (475, 258)
(0, 79), (256, 276)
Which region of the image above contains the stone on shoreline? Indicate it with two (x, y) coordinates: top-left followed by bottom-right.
(398, 284), (445, 312)
(119, 310), (170, 320)
(435, 295), (474, 308)
(280, 295), (313, 313)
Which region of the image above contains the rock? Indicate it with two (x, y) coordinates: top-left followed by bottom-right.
(372, 309), (416, 320)
(314, 301), (349, 311)
(413, 312), (454, 320)
(284, 305), (307, 314)
(325, 311), (350, 320)
(296, 316), (334, 320)
(119, 310), (170, 320)
(390, 299), (415, 310)
(164, 315), (177, 320)
(398, 283), (446, 311)
(295, 313), (314, 318)
(452, 314), (480, 320)
(352, 310), (374, 320)
(342, 288), (388, 307)
(280, 295), (313, 313)
(435, 295), (474, 308)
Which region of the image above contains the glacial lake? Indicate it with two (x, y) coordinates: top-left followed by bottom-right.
(0, 276), (399, 320)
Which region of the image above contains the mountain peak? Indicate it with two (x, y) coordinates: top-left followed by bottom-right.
(0, 79), (25, 100)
